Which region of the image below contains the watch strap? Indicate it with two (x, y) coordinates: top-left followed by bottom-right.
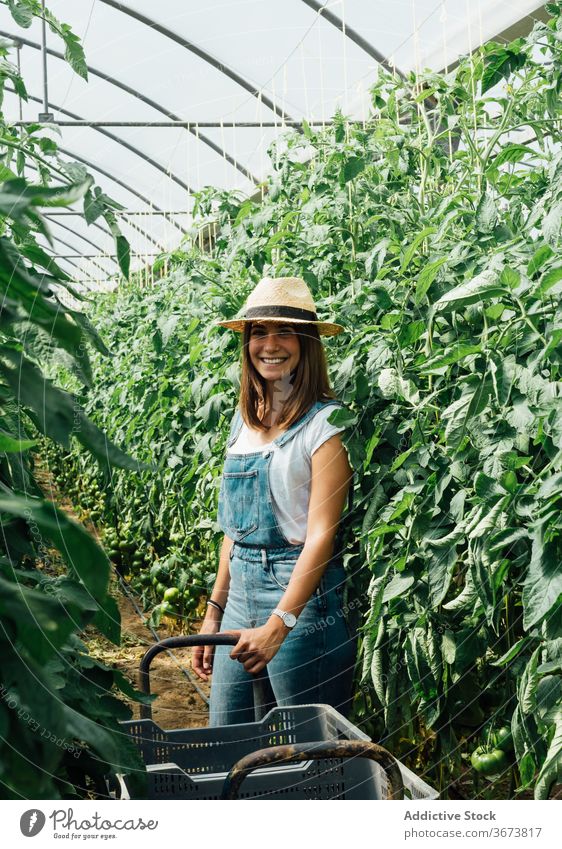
(272, 608), (296, 628)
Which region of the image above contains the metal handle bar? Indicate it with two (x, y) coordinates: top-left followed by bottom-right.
(138, 634), (270, 721)
(220, 740), (405, 800)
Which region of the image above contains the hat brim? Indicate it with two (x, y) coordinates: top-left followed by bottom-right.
(214, 316), (344, 336)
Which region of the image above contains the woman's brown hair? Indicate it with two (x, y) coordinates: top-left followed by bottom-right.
(239, 322), (337, 431)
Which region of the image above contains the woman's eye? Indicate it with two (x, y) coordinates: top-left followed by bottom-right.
(251, 327), (293, 337)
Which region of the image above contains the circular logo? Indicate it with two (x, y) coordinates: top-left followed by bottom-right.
(19, 810), (46, 837)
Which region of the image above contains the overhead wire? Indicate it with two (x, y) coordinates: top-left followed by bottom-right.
(193, 115), (201, 248)
(58, 0), (97, 109)
(439, 1), (455, 163)
(341, 1), (356, 272)
(220, 0), (329, 123)
(257, 89), (266, 203)
(341, 0), (349, 115)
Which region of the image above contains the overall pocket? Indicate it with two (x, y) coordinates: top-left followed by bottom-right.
(269, 559), (296, 591)
(218, 470), (259, 539)
(269, 559), (327, 612)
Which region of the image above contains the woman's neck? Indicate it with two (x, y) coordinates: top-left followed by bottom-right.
(261, 373), (294, 428)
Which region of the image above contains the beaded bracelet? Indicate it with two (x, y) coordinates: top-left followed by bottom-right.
(207, 599), (225, 616)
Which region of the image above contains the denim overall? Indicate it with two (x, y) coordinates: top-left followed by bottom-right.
(209, 399), (357, 726)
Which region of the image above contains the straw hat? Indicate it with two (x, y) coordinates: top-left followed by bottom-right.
(214, 276), (344, 336)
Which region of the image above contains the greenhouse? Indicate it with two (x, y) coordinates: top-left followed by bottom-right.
(0, 0), (560, 812)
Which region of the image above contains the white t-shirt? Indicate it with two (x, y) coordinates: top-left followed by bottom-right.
(228, 405), (347, 544)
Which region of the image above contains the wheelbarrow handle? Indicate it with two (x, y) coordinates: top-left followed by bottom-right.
(220, 740), (405, 800)
(138, 634), (270, 721)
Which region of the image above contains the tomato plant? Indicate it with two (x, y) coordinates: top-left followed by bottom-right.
(0, 2), (150, 799)
(46, 5), (562, 799)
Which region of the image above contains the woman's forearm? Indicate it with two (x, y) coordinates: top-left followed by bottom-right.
(271, 533), (335, 622)
(194, 535), (234, 678)
(208, 534), (233, 614)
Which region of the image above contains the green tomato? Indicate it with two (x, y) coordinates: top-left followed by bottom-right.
(156, 582), (167, 596)
(150, 563), (170, 582)
(163, 587), (180, 602)
(470, 747), (508, 777)
(491, 726), (513, 753)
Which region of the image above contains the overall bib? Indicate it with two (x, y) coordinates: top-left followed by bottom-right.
(209, 399), (357, 726)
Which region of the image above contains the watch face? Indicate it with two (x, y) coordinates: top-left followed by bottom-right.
(284, 613), (297, 628)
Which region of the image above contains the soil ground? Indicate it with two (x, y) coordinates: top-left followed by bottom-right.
(85, 585), (211, 730)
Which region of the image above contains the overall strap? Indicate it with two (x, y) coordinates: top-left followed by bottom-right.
(226, 399), (346, 451)
(226, 408), (243, 447)
(275, 399), (342, 449)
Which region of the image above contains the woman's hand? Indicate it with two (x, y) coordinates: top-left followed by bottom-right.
(192, 616), (221, 681)
(223, 620), (287, 674)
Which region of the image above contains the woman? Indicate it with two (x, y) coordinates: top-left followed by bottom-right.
(192, 276), (356, 726)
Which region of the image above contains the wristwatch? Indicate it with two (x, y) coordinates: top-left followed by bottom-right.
(272, 608), (297, 629)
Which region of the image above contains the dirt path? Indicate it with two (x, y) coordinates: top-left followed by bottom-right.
(86, 585), (211, 729)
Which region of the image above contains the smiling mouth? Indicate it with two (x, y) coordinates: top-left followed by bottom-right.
(260, 357), (288, 364)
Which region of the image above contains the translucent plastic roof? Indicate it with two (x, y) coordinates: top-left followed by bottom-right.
(0, 0), (547, 283)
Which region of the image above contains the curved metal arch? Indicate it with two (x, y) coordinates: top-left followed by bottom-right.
(98, 0), (293, 122)
(0, 29), (258, 185)
(39, 232), (113, 277)
(23, 157), (167, 249)
(40, 248), (82, 275)
(56, 145), (186, 235)
(301, 0), (405, 78)
(302, 1), (440, 111)
(53, 257), (108, 284)
(49, 215), (166, 276)
(34, 240), (109, 281)
(46, 214), (112, 256)
(54, 209), (166, 258)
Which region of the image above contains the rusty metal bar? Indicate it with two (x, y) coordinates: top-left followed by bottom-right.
(220, 739), (405, 800)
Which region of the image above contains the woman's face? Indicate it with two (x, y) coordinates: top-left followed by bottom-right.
(248, 321), (301, 381)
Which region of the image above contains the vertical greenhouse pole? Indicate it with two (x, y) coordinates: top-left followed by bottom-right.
(39, 0), (52, 122)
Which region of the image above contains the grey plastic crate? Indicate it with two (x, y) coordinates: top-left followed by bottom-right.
(117, 704), (437, 800)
